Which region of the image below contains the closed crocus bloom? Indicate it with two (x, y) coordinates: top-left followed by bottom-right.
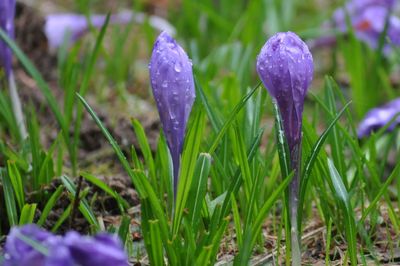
(257, 32), (313, 151)
(0, 0), (15, 77)
(149, 32), (195, 196)
(257, 31), (313, 265)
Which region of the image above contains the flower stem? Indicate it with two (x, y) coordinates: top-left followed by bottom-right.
(289, 141), (301, 266)
(8, 72), (27, 140)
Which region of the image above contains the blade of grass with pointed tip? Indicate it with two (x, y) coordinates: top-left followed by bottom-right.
(359, 160), (400, 223)
(81, 172), (129, 211)
(327, 159), (357, 265)
(72, 15), (111, 175)
(187, 153), (212, 231)
(7, 160), (25, 210)
(61, 175), (100, 229)
(0, 29), (69, 148)
(131, 119), (157, 187)
(208, 82), (261, 154)
(37, 185), (64, 226)
(1, 168), (18, 226)
(299, 101), (351, 227)
(19, 204), (37, 225)
(76, 93), (146, 196)
(173, 107), (206, 236)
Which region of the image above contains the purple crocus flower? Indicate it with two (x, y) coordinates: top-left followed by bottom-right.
(2, 224), (56, 266)
(2, 224), (129, 266)
(257, 32), (313, 152)
(331, 0), (400, 52)
(60, 232), (128, 266)
(358, 98), (400, 138)
(257, 31), (313, 263)
(0, 0), (16, 78)
(149, 32), (195, 197)
(44, 11), (176, 49)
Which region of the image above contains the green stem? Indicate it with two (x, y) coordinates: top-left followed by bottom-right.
(8, 72), (27, 140)
(289, 141), (301, 266)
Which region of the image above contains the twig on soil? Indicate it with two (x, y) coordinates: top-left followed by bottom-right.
(69, 175), (83, 229)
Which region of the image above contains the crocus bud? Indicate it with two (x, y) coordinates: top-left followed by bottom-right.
(149, 32), (195, 196)
(256, 32), (313, 151)
(257, 32), (313, 264)
(358, 98), (400, 138)
(0, 0), (16, 78)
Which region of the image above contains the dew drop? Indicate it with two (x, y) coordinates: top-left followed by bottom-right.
(174, 62), (182, 73)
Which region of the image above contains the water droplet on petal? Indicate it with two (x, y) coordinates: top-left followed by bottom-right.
(174, 62), (182, 73)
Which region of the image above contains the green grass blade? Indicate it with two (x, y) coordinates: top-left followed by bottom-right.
(76, 93), (146, 196)
(7, 160), (25, 210)
(52, 204), (72, 232)
(359, 160), (400, 223)
(249, 172), (293, 249)
(327, 159), (357, 265)
(61, 175), (100, 230)
(207, 82), (261, 154)
(0, 29), (68, 142)
(37, 185), (64, 226)
(172, 107), (206, 236)
(187, 153), (212, 231)
(131, 119), (157, 186)
(299, 101), (351, 226)
(1, 169), (18, 226)
(19, 204), (37, 225)
(81, 172), (129, 211)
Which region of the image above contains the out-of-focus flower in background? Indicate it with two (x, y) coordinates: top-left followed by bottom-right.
(0, 0), (15, 78)
(0, 0), (27, 140)
(311, 0), (400, 53)
(2, 224), (129, 266)
(44, 11), (176, 49)
(358, 98), (400, 138)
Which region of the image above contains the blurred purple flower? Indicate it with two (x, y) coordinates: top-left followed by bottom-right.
(257, 32), (313, 151)
(62, 232), (128, 266)
(149, 32), (195, 196)
(331, 0), (400, 52)
(0, 0), (16, 78)
(44, 13), (117, 49)
(44, 11), (176, 49)
(2, 224), (56, 266)
(358, 98), (400, 138)
(2, 224), (128, 266)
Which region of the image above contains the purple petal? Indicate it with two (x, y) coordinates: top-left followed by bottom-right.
(44, 12), (134, 49)
(358, 98), (400, 138)
(256, 32), (313, 149)
(0, 0), (15, 78)
(149, 31), (195, 195)
(63, 232), (128, 266)
(330, 0), (400, 53)
(44, 13), (98, 49)
(3, 225), (54, 266)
